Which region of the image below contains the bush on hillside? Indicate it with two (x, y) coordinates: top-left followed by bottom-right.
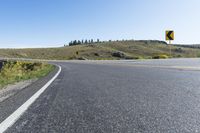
(112, 51), (126, 58)
(153, 54), (169, 59)
(0, 61), (54, 88)
(175, 48), (183, 53)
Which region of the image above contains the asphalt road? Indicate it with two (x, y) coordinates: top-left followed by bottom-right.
(1, 59), (200, 132)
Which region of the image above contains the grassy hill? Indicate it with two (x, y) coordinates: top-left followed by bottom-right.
(0, 40), (200, 60)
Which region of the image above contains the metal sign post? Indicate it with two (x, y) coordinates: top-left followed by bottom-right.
(169, 40), (171, 57)
(166, 30), (174, 58)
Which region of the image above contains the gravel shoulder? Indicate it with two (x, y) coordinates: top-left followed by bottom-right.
(0, 65), (59, 123)
(0, 79), (37, 103)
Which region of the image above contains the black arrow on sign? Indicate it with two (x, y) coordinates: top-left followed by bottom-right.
(167, 31), (173, 40)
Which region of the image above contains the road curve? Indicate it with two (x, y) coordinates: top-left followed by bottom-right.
(1, 59), (200, 132)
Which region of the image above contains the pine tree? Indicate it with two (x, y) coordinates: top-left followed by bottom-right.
(73, 40), (77, 45)
(78, 40), (81, 44)
(69, 41), (73, 46)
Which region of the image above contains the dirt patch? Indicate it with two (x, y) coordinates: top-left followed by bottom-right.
(0, 79), (37, 103)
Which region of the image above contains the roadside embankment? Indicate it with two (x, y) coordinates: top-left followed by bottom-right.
(0, 61), (55, 102)
(0, 61), (55, 89)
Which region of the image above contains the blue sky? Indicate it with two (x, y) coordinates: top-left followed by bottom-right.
(0, 0), (199, 48)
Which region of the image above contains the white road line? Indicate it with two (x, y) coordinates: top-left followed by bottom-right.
(0, 65), (62, 133)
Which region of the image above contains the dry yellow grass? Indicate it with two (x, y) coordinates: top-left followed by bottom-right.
(0, 40), (199, 60)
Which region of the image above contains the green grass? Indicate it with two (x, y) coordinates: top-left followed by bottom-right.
(0, 61), (55, 88)
(0, 40), (200, 60)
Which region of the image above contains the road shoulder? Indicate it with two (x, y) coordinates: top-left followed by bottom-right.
(0, 65), (59, 123)
(0, 79), (37, 103)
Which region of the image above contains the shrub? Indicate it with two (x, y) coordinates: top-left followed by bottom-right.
(176, 54), (182, 58)
(175, 48), (183, 53)
(112, 51), (125, 58)
(153, 54), (169, 59)
(94, 53), (100, 56)
(125, 56), (143, 60)
(0, 61), (54, 88)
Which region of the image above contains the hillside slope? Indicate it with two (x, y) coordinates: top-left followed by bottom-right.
(0, 40), (199, 60)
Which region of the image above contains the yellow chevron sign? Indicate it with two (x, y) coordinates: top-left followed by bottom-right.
(166, 31), (174, 40)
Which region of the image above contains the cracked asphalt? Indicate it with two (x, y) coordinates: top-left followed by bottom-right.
(1, 59), (200, 132)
